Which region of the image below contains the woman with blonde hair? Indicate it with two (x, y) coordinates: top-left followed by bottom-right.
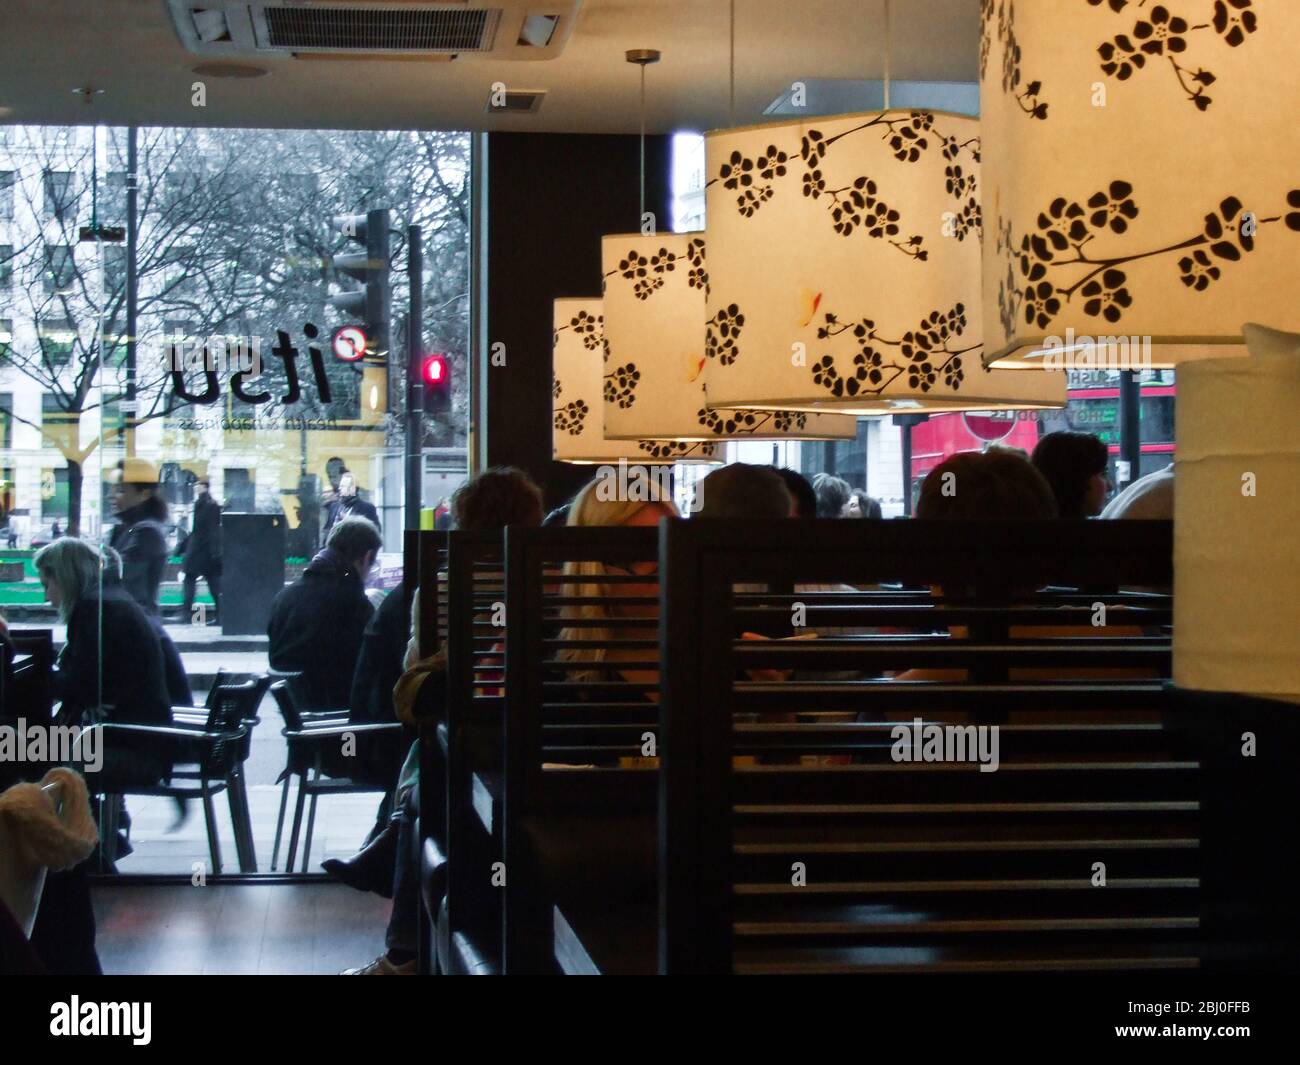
(556, 473), (679, 685)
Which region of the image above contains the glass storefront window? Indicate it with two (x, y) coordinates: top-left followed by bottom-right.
(1, 123), (472, 873)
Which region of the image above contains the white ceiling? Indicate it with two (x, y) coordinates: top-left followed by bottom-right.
(0, 0), (980, 134)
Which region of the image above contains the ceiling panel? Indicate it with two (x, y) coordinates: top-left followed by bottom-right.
(0, 0), (980, 133)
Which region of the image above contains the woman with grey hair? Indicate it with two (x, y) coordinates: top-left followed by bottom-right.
(34, 537), (171, 782)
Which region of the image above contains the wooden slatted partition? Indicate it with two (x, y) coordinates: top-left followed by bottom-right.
(441, 530), (508, 975)
(502, 526), (662, 974)
(659, 518), (1197, 974)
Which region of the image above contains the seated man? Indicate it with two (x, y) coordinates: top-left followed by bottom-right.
(268, 516), (381, 711)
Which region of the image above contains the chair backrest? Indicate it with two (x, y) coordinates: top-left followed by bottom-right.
(202, 668), (229, 711)
(659, 518), (1189, 974)
(270, 680), (304, 732)
(186, 678), (256, 777)
(4, 629), (55, 722)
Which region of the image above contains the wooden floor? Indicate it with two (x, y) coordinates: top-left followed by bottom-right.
(93, 882), (392, 975)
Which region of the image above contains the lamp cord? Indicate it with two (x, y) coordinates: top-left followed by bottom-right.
(639, 61), (646, 220)
(729, 0), (736, 125)
(883, 0), (892, 110)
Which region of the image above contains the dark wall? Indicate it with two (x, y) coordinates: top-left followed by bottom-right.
(484, 132), (672, 510)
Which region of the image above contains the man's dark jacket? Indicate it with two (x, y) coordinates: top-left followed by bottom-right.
(324, 494), (380, 536)
(267, 547), (374, 711)
(107, 496), (169, 615)
(183, 492), (222, 573)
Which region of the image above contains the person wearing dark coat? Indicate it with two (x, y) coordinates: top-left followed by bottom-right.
(323, 470), (380, 537)
(345, 585), (413, 790)
(107, 458), (169, 616)
(101, 546), (193, 708)
(181, 479), (222, 625)
(267, 515), (381, 712)
(35, 538), (173, 873)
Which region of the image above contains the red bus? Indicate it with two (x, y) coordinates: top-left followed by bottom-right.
(906, 371), (1177, 510)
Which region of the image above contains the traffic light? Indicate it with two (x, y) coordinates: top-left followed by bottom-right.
(329, 208), (390, 361)
(422, 352), (451, 414)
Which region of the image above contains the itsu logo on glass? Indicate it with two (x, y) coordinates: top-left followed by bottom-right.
(166, 323), (374, 406)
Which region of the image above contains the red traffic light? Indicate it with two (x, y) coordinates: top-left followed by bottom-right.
(422, 353), (451, 413)
(422, 353), (448, 384)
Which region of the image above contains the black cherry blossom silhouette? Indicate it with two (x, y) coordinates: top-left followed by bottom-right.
(997, 181), (1300, 333)
(695, 407), (811, 437)
(1213, 0), (1257, 47)
(1095, 0), (1260, 110)
(608, 246), (678, 300)
(557, 310), (604, 351)
(684, 238), (707, 293)
(709, 111), (979, 252)
(638, 440), (714, 461)
(988, 0), (1050, 119)
(604, 362), (641, 408)
(1080, 269), (1133, 324)
(553, 398), (589, 436)
(1087, 181), (1139, 234)
(706, 303), (745, 366)
(1178, 249), (1221, 291)
(810, 303), (978, 399)
(1286, 190), (1300, 232)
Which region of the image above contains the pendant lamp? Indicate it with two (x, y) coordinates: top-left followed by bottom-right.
(551, 298), (719, 465)
(980, 0), (1300, 368)
(601, 231), (857, 441)
(701, 2), (1066, 413)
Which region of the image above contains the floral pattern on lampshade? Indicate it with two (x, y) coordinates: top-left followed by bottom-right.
(601, 233), (856, 440)
(981, 1), (1300, 367)
(980, 0), (1049, 120)
(704, 110), (1065, 414)
(712, 110), (981, 263)
(551, 297), (718, 464)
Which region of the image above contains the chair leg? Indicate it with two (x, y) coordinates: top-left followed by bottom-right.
(202, 782), (223, 877)
(229, 769), (257, 873)
(286, 769), (309, 873)
(271, 772), (292, 871)
(299, 752), (324, 873)
(301, 790), (320, 873)
(97, 794), (117, 874)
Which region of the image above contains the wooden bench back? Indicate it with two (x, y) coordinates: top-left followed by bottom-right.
(659, 518), (1191, 974)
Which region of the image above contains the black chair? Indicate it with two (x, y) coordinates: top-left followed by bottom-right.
(269, 681), (402, 873)
(95, 680), (260, 875)
(172, 673), (274, 871)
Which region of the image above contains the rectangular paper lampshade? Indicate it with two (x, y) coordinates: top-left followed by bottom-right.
(1174, 332), (1300, 703)
(601, 233), (856, 441)
(703, 110), (1066, 414)
(552, 298), (719, 465)
(981, 1), (1300, 369)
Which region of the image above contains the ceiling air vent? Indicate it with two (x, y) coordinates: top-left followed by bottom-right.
(487, 88), (545, 113)
(264, 6), (494, 52)
(166, 2), (582, 61)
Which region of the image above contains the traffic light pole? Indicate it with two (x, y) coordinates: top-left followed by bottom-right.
(405, 224), (423, 530)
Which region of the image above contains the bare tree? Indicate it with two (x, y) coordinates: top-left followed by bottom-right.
(1, 125), (472, 535)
